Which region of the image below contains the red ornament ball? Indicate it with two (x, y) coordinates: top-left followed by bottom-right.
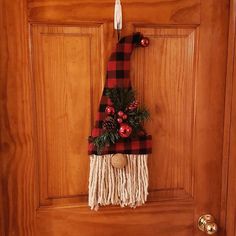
(105, 106), (115, 115)
(140, 37), (149, 47)
(122, 114), (127, 120)
(118, 111), (124, 117)
(119, 123), (132, 138)
(117, 118), (123, 123)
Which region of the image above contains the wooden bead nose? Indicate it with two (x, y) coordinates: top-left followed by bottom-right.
(111, 154), (127, 169)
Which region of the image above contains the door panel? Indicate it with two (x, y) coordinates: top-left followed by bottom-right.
(31, 25), (103, 207)
(133, 26), (197, 201)
(37, 204), (194, 236)
(1, 0), (230, 235)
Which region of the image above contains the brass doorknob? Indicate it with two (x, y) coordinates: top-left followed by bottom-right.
(198, 214), (218, 235)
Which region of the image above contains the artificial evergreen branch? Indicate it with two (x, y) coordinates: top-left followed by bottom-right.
(105, 88), (136, 111)
(93, 131), (120, 154)
(92, 88), (150, 153)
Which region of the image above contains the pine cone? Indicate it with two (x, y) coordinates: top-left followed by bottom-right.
(102, 117), (117, 131)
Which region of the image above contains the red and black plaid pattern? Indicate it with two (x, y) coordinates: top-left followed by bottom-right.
(89, 33), (152, 155)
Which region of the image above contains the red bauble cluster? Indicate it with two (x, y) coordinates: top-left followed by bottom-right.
(117, 110), (128, 124)
(118, 123), (133, 138)
(104, 106), (133, 138)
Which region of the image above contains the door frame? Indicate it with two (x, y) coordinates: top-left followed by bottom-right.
(0, 0), (36, 235)
(222, 0), (236, 235)
(0, 0), (235, 235)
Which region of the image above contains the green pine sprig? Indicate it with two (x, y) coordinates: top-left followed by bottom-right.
(105, 88), (136, 111)
(93, 130), (120, 154)
(127, 107), (150, 134)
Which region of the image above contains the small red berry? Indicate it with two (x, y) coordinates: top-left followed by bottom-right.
(122, 114), (127, 120)
(118, 111), (124, 117)
(105, 106), (115, 115)
(117, 118), (123, 123)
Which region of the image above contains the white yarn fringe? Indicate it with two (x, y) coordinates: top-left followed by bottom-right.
(88, 154), (149, 210)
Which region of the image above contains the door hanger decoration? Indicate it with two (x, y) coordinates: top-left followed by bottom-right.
(88, 32), (152, 210)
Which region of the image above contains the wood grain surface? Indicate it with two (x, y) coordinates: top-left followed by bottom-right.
(0, 0), (36, 235)
(36, 202), (194, 236)
(0, 0), (5, 223)
(223, 0), (236, 235)
(0, 0), (233, 235)
(28, 0), (200, 25)
(132, 27), (197, 201)
(31, 25), (104, 206)
(192, 2), (229, 234)
(226, 48), (236, 236)
(0, 135), (4, 236)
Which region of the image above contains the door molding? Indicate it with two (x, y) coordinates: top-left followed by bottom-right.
(222, 0), (236, 235)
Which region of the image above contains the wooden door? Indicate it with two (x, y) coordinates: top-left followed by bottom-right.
(1, 0), (231, 235)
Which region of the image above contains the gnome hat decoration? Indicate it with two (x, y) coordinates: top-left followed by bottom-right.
(88, 32), (152, 210)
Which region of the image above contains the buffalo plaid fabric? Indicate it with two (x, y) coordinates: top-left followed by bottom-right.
(88, 32), (152, 155)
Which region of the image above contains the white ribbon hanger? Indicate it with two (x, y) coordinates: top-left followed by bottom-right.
(114, 0), (122, 40)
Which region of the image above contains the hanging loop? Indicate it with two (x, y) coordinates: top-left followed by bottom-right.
(114, 0), (122, 41)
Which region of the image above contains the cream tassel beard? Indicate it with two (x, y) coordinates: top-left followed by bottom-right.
(88, 154), (149, 210)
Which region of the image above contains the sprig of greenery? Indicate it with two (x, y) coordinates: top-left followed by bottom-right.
(128, 107), (149, 119)
(105, 88), (135, 111)
(93, 131), (120, 154)
(127, 107), (150, 134)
